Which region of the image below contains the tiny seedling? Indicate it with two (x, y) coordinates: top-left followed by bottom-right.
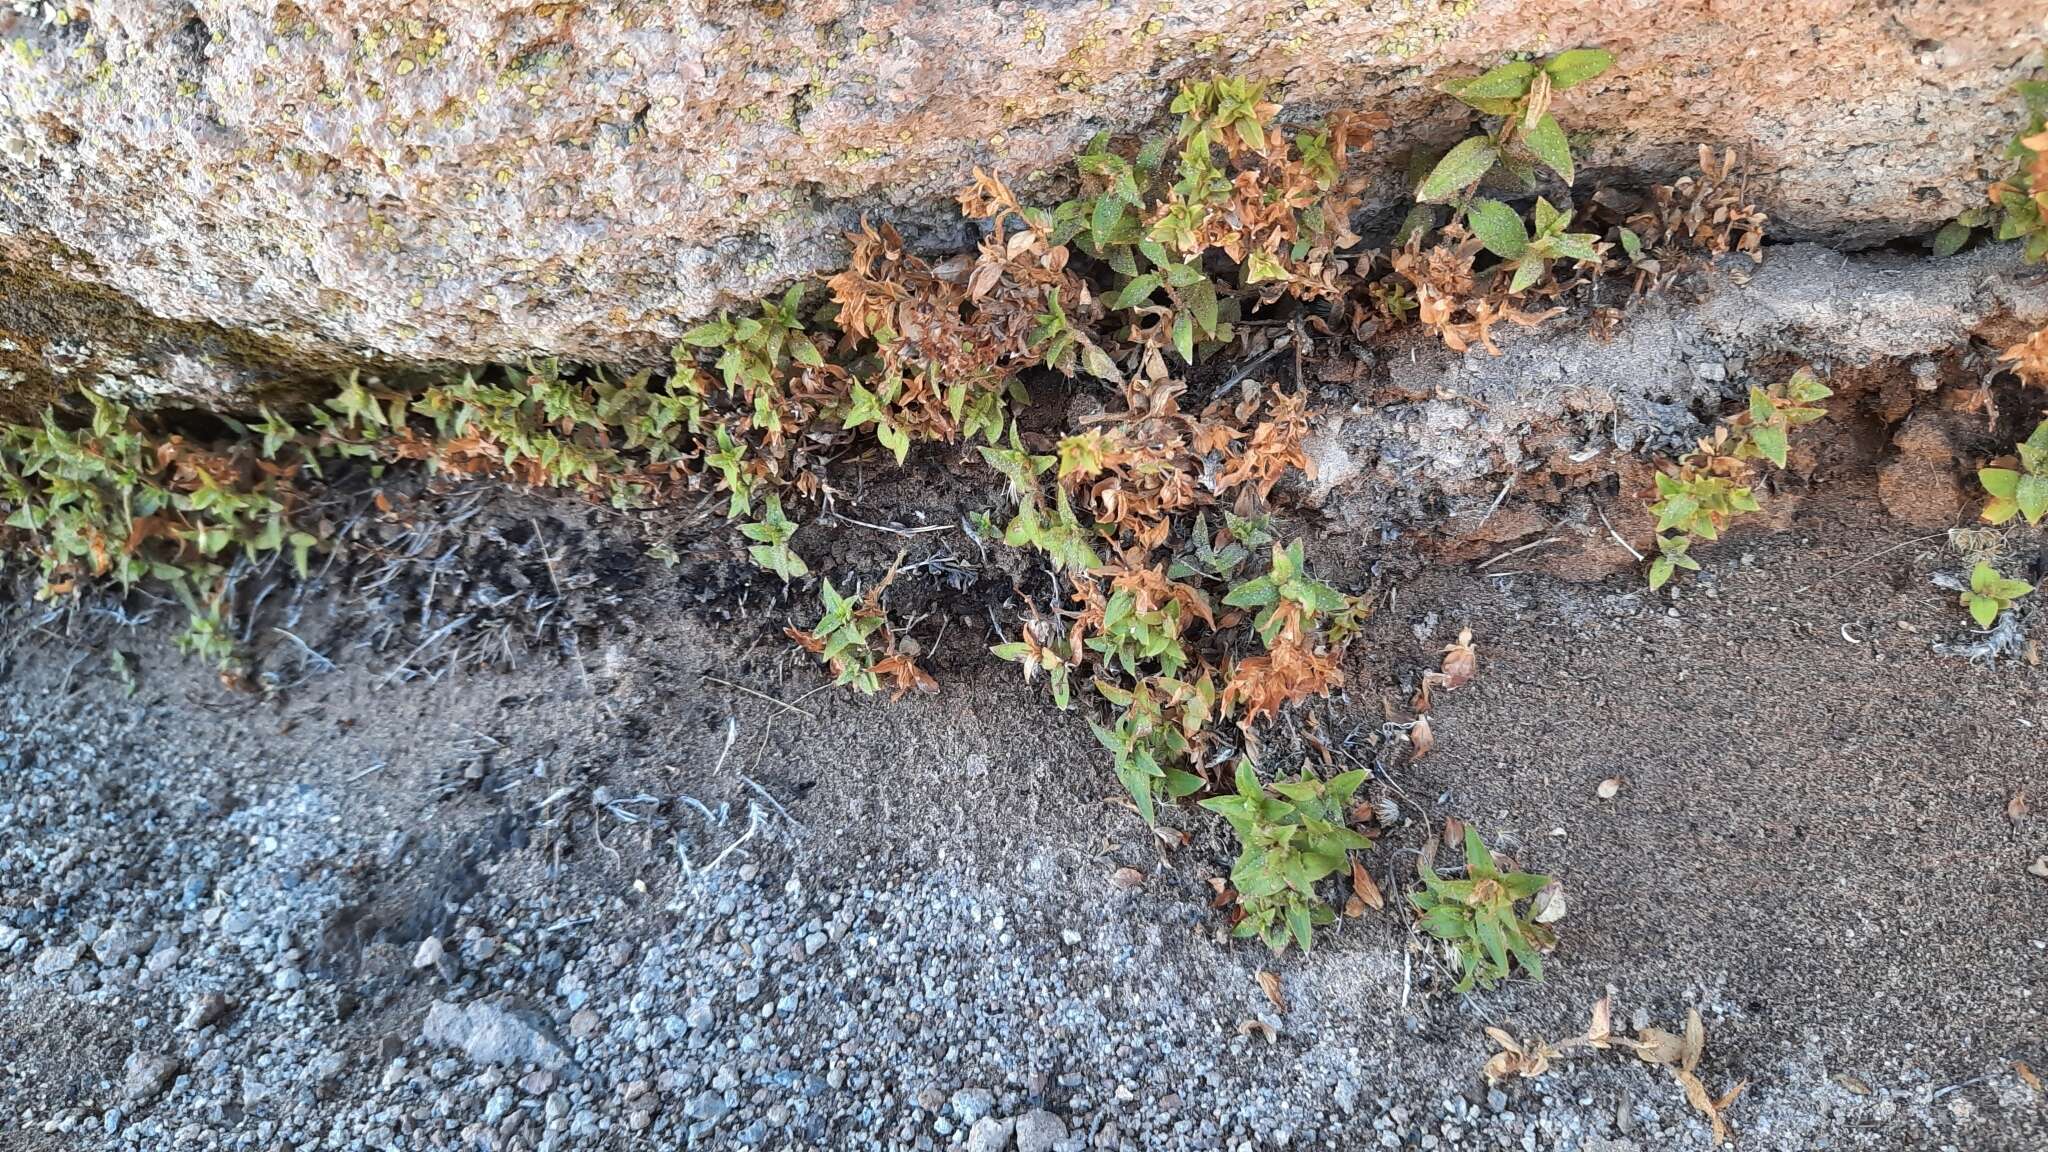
(784, 577), (934, 699)
(1200, 760), (1374, 953)
(739, 493), (809, 582)
(1647, 534), (1700, 591)
(1960, 562), (2034, 627)
(1978, 419), (2048, 526)
(1410, 826), (1555, 991)
(1465, 196), (1603, 293)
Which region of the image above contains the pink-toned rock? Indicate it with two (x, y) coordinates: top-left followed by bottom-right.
(0, 2), (2037, 404)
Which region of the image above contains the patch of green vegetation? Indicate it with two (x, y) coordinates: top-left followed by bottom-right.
(1936, 78), (2048, 261)
(4, 62), (1664, 968)
(1411, 825), (1555, 991)
(1200, 759), (1373, 953)
(1977, 418), (2048, 527)
(0, 390), (320, 667)
(1648, 368), (1832, 589)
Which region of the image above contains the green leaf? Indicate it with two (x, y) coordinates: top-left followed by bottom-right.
(1185, 278), (1219, 334)
(1456, 60), (1539, 100)
(1750, 422), (1789, 469)
(1979, 467), (2021, 499)
(1393, 203), (1437, 246)
(1112, 273), (1161, 310)
(1172, 311), (1195, 363)
(1549, 233), (1601, 262)
(1523, 113), (1574, 184)
(1465, 198), (1529, 258)
(1541, 48), (1615, 89)
(1648, 556), (1674, 590)
(1933, 220), (1973, 257)
(1462, 826), (1497, 878)
(680, 317), (732, 348)
(1968, 593), (1999, 628)
(1508, 258), (1545, 295)
(1090, 195), (1124, 246)
(2018, 473), (2048, 524)
(1080, 343), (1123, 384)
(1418, 137), (1499, 203)
(1285, 901), (1313, 954)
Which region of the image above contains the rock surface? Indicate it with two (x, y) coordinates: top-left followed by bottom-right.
(0, 2), (2039, 405)
(420, 997), (581, 1076)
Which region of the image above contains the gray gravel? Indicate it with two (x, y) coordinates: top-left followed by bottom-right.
(2, 604), (2038, 1152)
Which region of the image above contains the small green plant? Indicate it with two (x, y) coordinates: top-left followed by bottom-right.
(1978, 419), (2048, 526)
(1936, 79), (2048, 261)
(1960, 562), (2034, 627)
(1410, 825), (1555, 992)
(1647, 368), (1832, 588)
(1091, 676), (1211, 825)
(739, 493), (808, 582)
(1168, 510), (1272, 584)
(1087, 587), (1192, 679)
(1646, 534), (1701, 591)
(1222, 540), (1347, 647)
(1464, 196), (1603, 293)
(1419, 48), (1615, 207)
(1199, 759), (1373, 954)
(784, 576), (934, 698)
(786, 578), (886, 694)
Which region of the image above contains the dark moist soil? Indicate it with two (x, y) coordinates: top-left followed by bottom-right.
(1, 433), (2043, 1148)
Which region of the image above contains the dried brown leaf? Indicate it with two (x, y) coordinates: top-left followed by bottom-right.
(1676, 1067), (1747, 1145)
(1585, 995), (1613, 1049)
(1237, 1018), (1278, 1045)
(1441, 816), (1465, 850)
(2008, 789), (2030, 823)
(1681, 1008), (1706, 1073)
(1482, 1027), (1555, 1082)
(1409, 716), (1435, 760)
(1110, 866), (1145, 890)
(1439, 627), (1479, 688)
(1634, 1027), (1684, 1066)
(2016, 1061), (2044, 1095)
(1597, 776), (1623, 800)
(1350, 856), (1385, 912)
(1256, 970), (1287, 1014)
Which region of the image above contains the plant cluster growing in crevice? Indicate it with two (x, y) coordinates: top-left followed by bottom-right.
(1645, 368), (1833, 589)
(2, 53), (1813, 966)
(1937, 78), (2048, 261)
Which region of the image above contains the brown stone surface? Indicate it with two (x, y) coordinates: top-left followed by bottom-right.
(0, 2), (2041, 403)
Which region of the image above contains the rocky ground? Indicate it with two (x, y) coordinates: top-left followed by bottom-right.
(1, 452), (2044, 1151)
